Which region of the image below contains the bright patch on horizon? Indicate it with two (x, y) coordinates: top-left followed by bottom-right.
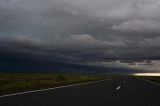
(133, 73), (160, 76)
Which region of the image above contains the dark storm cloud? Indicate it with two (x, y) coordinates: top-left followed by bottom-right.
(1, 0), (160, 62)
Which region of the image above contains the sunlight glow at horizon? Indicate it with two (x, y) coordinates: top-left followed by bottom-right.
(133, 73), (160, 76)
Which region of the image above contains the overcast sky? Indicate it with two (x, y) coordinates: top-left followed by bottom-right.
(1, 0), (160, 62)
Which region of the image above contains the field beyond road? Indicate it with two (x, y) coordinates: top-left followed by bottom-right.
(0, 73), (114, 94)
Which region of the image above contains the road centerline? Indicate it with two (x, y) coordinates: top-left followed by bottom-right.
(116, 85), (121, 90)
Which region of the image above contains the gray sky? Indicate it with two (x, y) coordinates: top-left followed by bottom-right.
(1, 0), (160, 62)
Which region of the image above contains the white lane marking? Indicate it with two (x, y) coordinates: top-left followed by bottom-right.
(123, 81), (126, 83)
(139, 78), (160, 86)
(116, 85), (121, 90)
(0, 78), (120, 98)
(0, 80), (105, 98)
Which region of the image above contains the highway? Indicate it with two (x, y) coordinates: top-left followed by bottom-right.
(0, 77), (160, 106)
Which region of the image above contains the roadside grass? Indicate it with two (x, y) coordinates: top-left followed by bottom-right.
(0, 73), (115, 94)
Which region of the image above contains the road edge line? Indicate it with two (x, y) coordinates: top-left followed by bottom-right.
(138, 78), (160, 86)
(0, 77), (119, 98)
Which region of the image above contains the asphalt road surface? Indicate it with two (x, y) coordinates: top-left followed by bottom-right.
(0, 77), (160, 106)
